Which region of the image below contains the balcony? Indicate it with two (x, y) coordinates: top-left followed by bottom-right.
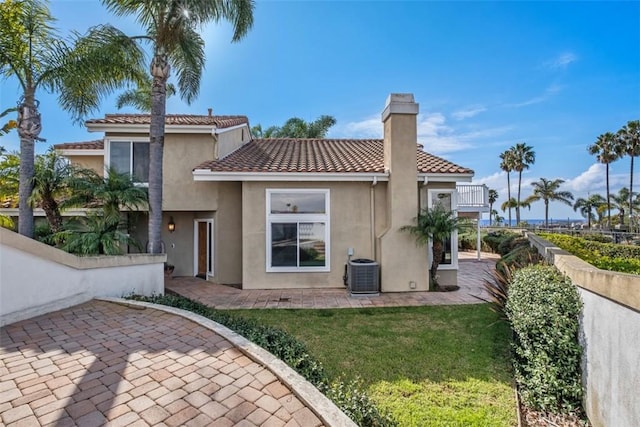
(457, 185), (489, 212)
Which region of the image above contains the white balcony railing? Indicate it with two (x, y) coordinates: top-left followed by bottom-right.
(457, 185), (489, 212)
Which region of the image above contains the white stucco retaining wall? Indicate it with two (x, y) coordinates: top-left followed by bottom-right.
(0, 228), (165, 326)
(527, 232), (640, 427)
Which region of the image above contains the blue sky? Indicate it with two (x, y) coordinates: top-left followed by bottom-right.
(1, 0), (639, 221)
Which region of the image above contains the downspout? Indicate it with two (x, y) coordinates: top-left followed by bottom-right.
(370, 176), (378, 259)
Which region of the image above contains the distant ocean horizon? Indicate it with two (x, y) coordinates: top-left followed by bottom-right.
(479, 218), (586, 227)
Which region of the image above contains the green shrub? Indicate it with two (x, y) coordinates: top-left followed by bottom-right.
(458, 228), (492, 252)
(539, 233), (640, 274)
(505, 265), (583, 414)
(581, 233), (612, 243)
(128, 294), (395, 426)
(483, 230), (519, 254)
(495, 244), (542, 275)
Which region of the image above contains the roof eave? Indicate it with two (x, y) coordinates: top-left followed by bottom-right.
(56, 149), (104, 156)
(418, 172), (474, 183)
(86, 123), (217, 134)
(193, 170), (390, 182)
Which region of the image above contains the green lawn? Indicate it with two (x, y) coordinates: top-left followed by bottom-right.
(225, 304), (516, 427)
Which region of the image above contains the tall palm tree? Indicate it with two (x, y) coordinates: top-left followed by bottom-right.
(617, 120), (640, 231)
(510, 143), (536, 225)
(499, 150), (515, 226)
(588, 132), (622, 229)
(488, 188), (498, 225)
(103, 0), (255, 254)
(116, 75), (177, 112)
(0, 0), (144, 238)
(524, 178), (574, 228)
(573, 194), (606, 229)
(501, 197), (531, 220)
(401, 205), (464, 291)
(608, 187), (639, 226)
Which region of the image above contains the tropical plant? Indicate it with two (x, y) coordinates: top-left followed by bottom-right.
(510, 143), (536, 225)
(524, 178), (574, 228)
(102, 0), (255, 254)
(0, 213), (14, 229)
(29, 150), (82, 233)
(252, 115), (337, 138)
(401, 205), (465, 291)
(573, 194), (606, 229)
(0, 0), (145, 238)
(488, 188), (498, 226)
(53, 169), (148, 255)
(499, 150), (515, 226)
(0, 150), (19, 206)
(116, 75), (176, 112)
(588, 132), (622, 228)
(0, 107), (18, 136)
(617, 120), (640, 231)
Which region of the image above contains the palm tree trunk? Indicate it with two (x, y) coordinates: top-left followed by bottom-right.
(606, 164), (611, 229)
(516, 171), (522, 225)
(506, 173), (512, 226)
(544, 200), (549, 228)
(147, 54), (169, 254)
(17, 90), (40, 238)
(41, 196), (63, 234)
(630, 156), (634, 232)
(430, 242), (443, 291)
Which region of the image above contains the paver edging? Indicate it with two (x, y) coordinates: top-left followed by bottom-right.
(97, 297), (357, 427)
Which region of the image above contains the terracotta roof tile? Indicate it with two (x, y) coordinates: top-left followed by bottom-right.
(195, 139), (473, 175)
(53, 140), (104, 150)
(85, 114), (248, 128)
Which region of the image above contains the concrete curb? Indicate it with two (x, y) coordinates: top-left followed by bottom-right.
(98, 297), (357, 427)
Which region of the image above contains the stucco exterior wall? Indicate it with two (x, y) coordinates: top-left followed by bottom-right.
(68, 155), (104, 176)
(241, 181), (376, 289)
(527, 232), (640, 427)
(163, 134), (220, 211)
(214, 182), (243, 285)
(0, 228), (165, 326)
(217, 127), (250, 159)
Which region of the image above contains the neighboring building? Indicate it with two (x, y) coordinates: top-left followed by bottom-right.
(54, 93), (488, 291)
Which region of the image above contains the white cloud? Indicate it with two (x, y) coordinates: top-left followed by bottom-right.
(544, 52), (578, 70)
(452, 105), (487, 120)
(565, 163), (629, 193)
(338, 115), (381, 138)
(505, 84), (563, 108)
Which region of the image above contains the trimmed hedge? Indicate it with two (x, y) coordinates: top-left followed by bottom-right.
(505, 265), (583, 414)
(128, 294), (396, 427)
(539, 233), (640, 274)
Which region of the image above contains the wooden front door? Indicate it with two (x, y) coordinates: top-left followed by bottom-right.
(197, 222), (208, 278)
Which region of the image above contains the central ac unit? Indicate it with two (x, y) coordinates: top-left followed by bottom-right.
(348, 259), (380, 294)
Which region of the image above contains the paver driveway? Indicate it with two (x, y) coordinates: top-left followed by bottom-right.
(0, 300), (323, 426)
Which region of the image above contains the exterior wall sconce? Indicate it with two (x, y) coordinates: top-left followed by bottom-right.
(168, 217), (176, 233)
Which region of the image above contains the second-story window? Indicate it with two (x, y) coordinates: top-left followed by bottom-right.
(109, 141), (149, 183)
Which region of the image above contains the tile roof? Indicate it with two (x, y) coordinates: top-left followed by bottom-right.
(53, 140), (104, 150)
(195, 139), (473, 175)
(85, 114), (248, 128)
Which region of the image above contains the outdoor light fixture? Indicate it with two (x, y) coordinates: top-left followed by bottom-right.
(168, 217), (176, 233)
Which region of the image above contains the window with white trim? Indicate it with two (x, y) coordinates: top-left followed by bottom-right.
(266, 189), (330, 272)
(108, 140), (149, 183)
(427, 189), (458, 268)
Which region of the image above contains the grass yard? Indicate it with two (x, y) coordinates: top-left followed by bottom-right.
(226, 304), (516, 427)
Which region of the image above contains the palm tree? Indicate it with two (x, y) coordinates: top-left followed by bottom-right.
(116, 75), (177, 112)
(499, 150), (515, 226)
(0, 150), (19, 207)
(401, 205), (464, 291)
(608, 187), (639, 226)
(55, 169), (148, 255)
(253, 115), (337, 138)
(573, 194), (606, 229)
(617, 120), (640, 231)
(103, 0), (254, 254)
(588, 132), (622, 229)
(30, 150), (76, 233)
(524, 178), (574, 228)
(0, 107), (17, 136)
(0, 0), (144, 238)
(501, 197), (518, 214)
(488, 189), (498, 225)
(510, 143), (536, 225)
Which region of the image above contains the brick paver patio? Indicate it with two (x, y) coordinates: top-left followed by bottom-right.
(166, 251), (500, 309)
(0, 300), (324, 426)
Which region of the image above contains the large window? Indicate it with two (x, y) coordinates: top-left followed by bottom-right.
(427, 189), (457, 268)
(267, 189), (330, 272)
(109, 141), (149, 183)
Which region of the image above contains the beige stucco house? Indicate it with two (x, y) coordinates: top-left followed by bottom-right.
(54, 93), (488, 291)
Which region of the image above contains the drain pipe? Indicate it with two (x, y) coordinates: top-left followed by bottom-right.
(370, 176), (378, 259)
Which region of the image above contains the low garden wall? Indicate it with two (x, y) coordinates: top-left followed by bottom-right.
(0, 228), (165, 326)
(526, 232), (640, 427)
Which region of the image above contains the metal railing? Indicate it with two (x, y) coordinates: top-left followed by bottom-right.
(457, 185), (489, 208)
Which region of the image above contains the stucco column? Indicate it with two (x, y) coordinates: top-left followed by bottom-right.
(378, 94), (429, 292)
